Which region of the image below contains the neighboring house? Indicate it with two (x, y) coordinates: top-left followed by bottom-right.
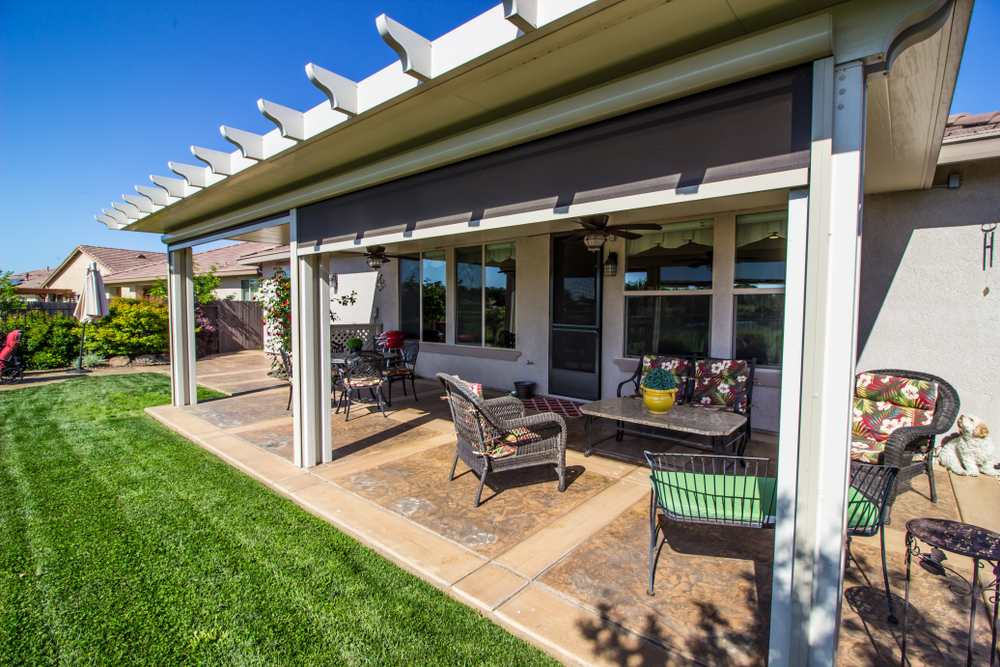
(103, 241), (280, 300)
(42, 245), (167, 300)
(89, 1), (979, 662)
(7, 268), (66, 302)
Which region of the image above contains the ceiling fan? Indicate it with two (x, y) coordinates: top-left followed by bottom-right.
(567, 215), (662, 251)
(363, 245), (401, 270)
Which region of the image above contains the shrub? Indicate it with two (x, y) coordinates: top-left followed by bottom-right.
(86, 298), (169, 359)
(1, 312), (82, 369)
(345, 337), (363, 351)
(82, 352), (107, 368)
(642, 368), (677, 391)
(194, 306), (217, 359)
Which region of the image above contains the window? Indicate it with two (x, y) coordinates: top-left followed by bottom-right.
(733, 210), (787, 366)
(240, 279), (259, 301)
(624, 219), (714, 291)
(421, 250), (446, 342)
(624, 220), (713, 356)
(456, 242), (517, 348)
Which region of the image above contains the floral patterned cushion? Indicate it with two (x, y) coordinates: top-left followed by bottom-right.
(383, 366), (414, 377)
(855, 373), (938, 411)
(850, 435), (884, 464)
(641, 355), (692, 389)
(476, 427), (539, 459)
(344, 377), (382, 388)
(851, 398), (935, 443)
(691, 360), (750, 410)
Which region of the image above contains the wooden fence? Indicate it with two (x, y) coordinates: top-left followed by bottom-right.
(2, 302), (77, 322)
(199, 301), (264, 354)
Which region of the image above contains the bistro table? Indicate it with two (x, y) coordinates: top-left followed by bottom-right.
(579, 397), (747, 458)
(331, 350), (400, 366)
(900, 518), (1000, 667)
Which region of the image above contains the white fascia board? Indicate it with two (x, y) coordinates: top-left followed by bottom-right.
(938, 135), (1000, 164)
(433, 5), (520, 77)
(161, 14), (830, 246)
(297, 168), (808, 256)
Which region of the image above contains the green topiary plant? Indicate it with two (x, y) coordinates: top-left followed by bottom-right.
(642, 368), (677, 391)
(345, 337), (363, 351)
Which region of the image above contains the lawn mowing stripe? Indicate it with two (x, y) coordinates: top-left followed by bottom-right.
(1, 374), (558, 667)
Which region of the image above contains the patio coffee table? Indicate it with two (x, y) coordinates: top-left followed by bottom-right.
(580, 397), (747, 459)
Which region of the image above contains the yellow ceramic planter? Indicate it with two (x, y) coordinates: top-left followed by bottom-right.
(642, 387), (678, 414)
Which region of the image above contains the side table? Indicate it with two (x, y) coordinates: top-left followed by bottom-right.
(900, 518), (1000, 667)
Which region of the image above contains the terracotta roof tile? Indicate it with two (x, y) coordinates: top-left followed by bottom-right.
(78, 245), (168, 274)
(944, 111), (1000, 141)
(8, 268), (55, 288)
(103, 242), (278, 284)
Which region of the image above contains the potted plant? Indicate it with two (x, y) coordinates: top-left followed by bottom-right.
(641, 368), (678, 414)
(345, 337), (364, 353)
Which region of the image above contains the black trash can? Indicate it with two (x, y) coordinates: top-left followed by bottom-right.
(513, 381), (535, 400)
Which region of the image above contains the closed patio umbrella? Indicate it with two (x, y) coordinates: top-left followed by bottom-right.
(67, 262), (110, 374)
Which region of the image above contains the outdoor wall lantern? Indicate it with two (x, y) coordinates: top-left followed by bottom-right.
(603, 251), (618, 277)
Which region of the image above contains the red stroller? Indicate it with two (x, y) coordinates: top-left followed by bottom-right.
(0, 329), (25, 383)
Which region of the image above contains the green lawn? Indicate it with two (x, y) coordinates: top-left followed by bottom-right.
(0, 374), (556, 666)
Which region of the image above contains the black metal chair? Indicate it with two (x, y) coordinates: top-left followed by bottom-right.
(334, 351), (388, 420)
(438, 373), (567, 507)
(644, 452), (776, 596)
(846, 462), (901, 623)
(280, 349), (294, 410)
(383, 341), (418, 403)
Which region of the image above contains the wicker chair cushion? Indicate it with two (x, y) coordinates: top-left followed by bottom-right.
(691, 360), (750, 410)
(855, 372), (938, 411)
(641, 355), (692, 389)
(852, 397), (935, 443)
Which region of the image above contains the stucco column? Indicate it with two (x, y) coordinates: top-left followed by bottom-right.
(768, 58), (866, 667)
(167, 246), (197, 407)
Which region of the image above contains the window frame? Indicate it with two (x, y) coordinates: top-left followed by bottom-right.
(730, 210), (788, 368)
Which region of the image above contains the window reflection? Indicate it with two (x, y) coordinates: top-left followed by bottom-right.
(421, 250), (446, 343)
(485, 242), (516, 348)
(625, 220), (714, 291)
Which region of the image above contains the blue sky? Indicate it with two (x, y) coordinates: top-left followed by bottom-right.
(2, 0), (998, 274)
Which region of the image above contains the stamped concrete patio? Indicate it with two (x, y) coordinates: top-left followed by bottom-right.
(148, 351), (999, 666)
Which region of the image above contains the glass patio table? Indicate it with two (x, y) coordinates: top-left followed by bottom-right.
(579, 397), (747, 459)
(330, 351), (400, 366)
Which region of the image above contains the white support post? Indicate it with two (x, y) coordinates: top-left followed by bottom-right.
(769, 57), (867, 666)
(290, 213), (332, 468)
(167, 247), (197, 407)
(319, 253), (333, 463)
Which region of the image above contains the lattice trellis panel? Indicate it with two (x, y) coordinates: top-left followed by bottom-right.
(330, 324), (383, 352)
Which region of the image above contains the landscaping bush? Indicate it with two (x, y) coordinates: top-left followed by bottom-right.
(87, 298), (169, 359)
(194, 306), (217, 359)
(0, 312), (82, 370)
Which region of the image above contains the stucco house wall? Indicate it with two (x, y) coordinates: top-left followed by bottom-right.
(45, 254), (96, 299)
(858, 157), (1000, 433)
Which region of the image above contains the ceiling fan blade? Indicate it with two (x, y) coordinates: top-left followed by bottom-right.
(613, 230), (642, 240)
(607, 223), (662, 232)
(382, 253), (403, 259)
(577, 220), (603, 230)
(365, 245), (386, 255)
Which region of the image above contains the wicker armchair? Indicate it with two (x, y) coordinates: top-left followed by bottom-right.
(438, 373), (567, 507)
(853, 369), (960, 523)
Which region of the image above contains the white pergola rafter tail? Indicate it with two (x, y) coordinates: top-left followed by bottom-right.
(151, 174), (192, 198)
(112, 201), (142, 220)
(258, 100), (306, 141)
(377, 14), (433, 82)
(503, 0), (537, 32)
(190, 145), (254, 176)
(305, 64), (359, 117)
(220, 125), (297, 161)
(95, 214), (125, 230)
(123, 194), (156, 214)
(169, 162), (224, 189)
(136, 184), (176, 207)
(102, 208), (127, 225)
